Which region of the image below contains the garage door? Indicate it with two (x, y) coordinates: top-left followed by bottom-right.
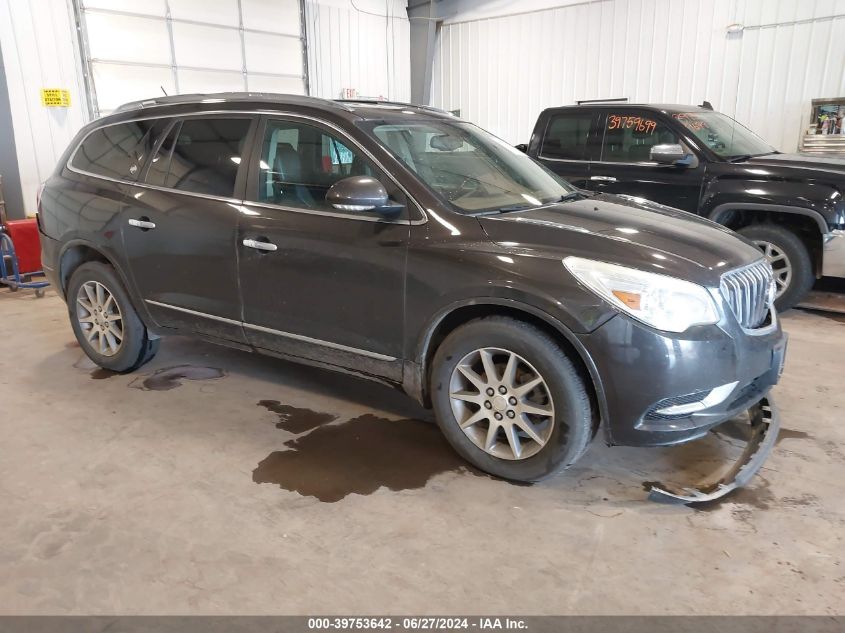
(73, 0), (307, 115)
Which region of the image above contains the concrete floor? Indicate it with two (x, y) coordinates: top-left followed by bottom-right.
(1, 288), (843, 615)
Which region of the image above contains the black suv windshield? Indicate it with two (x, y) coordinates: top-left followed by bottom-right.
(362, 119), (574, 214)
(673, 111), (776, 160)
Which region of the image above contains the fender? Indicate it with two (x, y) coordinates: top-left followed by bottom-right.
(707, 202), (829, 234)
(408, 295), (611, 441)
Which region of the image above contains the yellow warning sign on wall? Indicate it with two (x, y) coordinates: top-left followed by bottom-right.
(40, 89), (71, 107)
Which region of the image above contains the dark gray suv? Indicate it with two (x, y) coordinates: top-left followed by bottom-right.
(38, 93), (787, 485)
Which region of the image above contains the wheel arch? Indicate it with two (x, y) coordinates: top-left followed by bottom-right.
(411, 298), (608, 440)
(57, 241), (150, 322)
(58, 240), (124, 294)
(707, 203), (826, 276)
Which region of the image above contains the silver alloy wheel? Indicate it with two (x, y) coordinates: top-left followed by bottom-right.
(448, 347), (555, 460)
(76, 280), (124, 357)
(753, 239), (792, 299)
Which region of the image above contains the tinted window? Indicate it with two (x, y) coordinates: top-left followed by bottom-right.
(541, 113), (594, 160)
(600, 113), (679, 162)
(256, 119), (377, 211)
(145, 121), (180, 188)
(71, 119), (168, 180)
(146, 117), (251, 197)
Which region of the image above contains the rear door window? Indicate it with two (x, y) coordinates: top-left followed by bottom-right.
(540, 112), (596, 160)
(144, 117), (252, 197)
(599, 112), (680, 162)
(71, 119), (169, 181)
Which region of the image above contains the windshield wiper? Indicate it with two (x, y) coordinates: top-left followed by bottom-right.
(728, 151), (779, 162)
(473, 204), (532, 216)
(557, 191), (585, 202)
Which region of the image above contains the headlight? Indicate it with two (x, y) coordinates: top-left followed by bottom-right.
(563, 257), (720, 333)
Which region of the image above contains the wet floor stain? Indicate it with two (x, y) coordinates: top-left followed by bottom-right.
(776, 428), (813, 443)
(73, 356), (96, 370)
(258, 400), (337, 434)
(253, 413), (476, 502)
(90, 368), (118, 380)
(129, 365), (225, 391)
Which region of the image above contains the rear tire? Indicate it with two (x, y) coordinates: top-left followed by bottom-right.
(738, 223), (814, 311)
(430, 316), (593, 482)
(67, 262), (159, 372)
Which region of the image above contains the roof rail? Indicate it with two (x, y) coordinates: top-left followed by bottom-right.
(115, 93), (222, 112)
(114, 92), (340, 113)
(333, 99), (455, 116)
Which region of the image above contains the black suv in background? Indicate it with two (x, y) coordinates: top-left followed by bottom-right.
(523, 104), (845, 309)
(39, 93), (785, 484)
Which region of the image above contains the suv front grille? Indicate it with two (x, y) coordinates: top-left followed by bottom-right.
(720, 260), (774, 329)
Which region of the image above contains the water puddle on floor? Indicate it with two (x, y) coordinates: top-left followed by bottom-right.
(129, 365), (225, 391)
(253, 411), (477, 502)
(90, 367), (118, 380)
(258, 400), (337, 434)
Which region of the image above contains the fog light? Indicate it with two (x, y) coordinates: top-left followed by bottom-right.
(654, 381), (739, 416)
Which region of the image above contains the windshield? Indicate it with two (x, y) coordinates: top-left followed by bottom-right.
(673, 111), (776, 159)
(362, 119), (574, 214)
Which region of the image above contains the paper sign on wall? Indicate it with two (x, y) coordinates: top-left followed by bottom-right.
(40, 89), (71, 107)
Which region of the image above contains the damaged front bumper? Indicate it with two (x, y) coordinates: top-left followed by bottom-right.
(647, 396), (780, 505)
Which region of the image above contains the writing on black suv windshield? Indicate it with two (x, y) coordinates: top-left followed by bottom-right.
(673, 111), (775, 159)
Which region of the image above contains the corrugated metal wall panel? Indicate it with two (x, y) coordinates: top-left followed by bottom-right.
(304, 0), (410, 101)
(0, 0), (88, 217)
(433, 0), (845, 150)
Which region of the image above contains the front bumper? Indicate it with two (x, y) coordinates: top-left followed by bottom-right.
(577, 311), (787, 447)
(648, 396), (780, 504)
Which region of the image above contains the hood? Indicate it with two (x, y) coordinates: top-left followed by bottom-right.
(742, 152), (845, 181)
(477, 193), (763, 286)
(748, 151), (845, 171)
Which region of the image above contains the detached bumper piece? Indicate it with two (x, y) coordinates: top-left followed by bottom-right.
(647, 396), (779, 505)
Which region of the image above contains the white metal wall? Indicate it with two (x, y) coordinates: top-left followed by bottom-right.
(305, 0), (410, 101)
(0, 0), (88, 217)
(78, 0), (306, 115)
(432, 0), (845, 150)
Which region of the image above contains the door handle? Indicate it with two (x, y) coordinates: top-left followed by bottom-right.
(242, 238), (278, 252)
(128, 218), (156, 230)
(590, 176), (617, 183)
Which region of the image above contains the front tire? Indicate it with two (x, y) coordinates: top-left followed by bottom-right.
(738, 223), (814, 311)
(430, 316), (593, 482)
(67, 262), (159, 372)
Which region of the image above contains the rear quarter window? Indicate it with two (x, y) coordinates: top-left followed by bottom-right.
(70, 120), (168, 181)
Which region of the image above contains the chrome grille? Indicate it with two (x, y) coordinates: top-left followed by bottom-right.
(720, 260), (775, 329)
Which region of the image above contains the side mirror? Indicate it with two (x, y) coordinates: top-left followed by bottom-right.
(326, 176), (403, 216)
(650, 144), (695, 167)
(515, 143), (528, 153)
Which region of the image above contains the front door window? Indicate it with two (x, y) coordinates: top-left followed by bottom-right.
(256, 120), (378, 212)
(601, 112), (680, 163)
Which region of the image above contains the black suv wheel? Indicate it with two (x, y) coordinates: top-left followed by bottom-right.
(430, 316), (593, 482)
(67, 262), (159, 372)
(738, 224), (814, 311)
